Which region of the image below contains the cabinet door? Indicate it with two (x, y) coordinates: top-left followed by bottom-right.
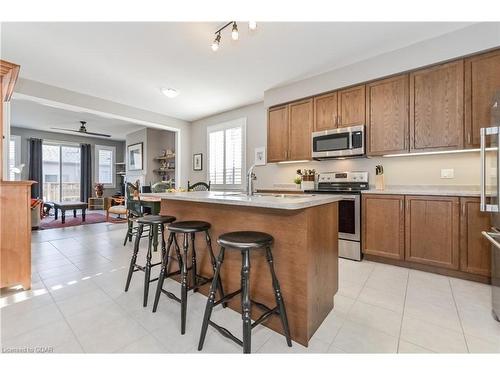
(366, 75), (409, 155)
(338, 85), (365, 127)
(289, 99), (313, 161)
(409, 61), (464, 151)
(267, 105), (289, 162)
(465, 49), (500, 148)
(314, 92), (338, 131)
(460, 197), (491, 276)
(362, 194), (405, 260)
(405, 195), (460, 269)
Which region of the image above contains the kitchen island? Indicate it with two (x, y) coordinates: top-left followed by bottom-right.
(142, 191), (341, 346)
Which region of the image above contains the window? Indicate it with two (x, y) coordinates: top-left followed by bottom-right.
(95, 145), (115, 188)
(42, 142), (81, 202)
(8, 135), (21, 181)
(207, 118), (246, 189)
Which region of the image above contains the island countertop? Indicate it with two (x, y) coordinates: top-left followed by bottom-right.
(141, 190), (342, 210)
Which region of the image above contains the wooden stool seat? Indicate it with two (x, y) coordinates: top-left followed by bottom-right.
(218, 231), (273, 249)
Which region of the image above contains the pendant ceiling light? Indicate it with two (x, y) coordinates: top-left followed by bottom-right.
(211, 21), (257, 51)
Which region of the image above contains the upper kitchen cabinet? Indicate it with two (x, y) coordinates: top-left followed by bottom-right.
(338, 85), (366, 128)
(405, 195), (460, 270)
(409, 60), (464, 152)
(465, 49), (500, 148)
(460, 197), (491, 276)
(314, 92), (338, 131)
(267, 105), (289, 162)
(366, 74), (409, 155)
(289, 99), (313, 160)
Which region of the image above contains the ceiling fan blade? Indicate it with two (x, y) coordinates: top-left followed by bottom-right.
(50, 127), (111, 137)
(83, 131), (111, 137)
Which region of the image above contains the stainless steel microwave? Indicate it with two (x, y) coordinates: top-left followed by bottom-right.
(312, 125), (365, 159)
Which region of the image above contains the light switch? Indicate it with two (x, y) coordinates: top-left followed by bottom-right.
(440, 169), (454, 179)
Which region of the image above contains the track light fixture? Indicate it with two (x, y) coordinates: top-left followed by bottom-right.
(211, 21), (256, 51)
(211, 33), (221, 52)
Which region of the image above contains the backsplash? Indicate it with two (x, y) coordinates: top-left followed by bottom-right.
(254, 151), (480, 189)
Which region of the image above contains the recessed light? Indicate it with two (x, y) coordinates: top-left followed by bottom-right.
(249, 21), (257, 31)
(161, 88), (179, 98)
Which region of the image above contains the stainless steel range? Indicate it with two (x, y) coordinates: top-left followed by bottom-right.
(307, 171), (369, 261)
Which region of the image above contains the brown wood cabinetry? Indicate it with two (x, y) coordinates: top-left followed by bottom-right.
(267, 100), (313, 162)
(405, 195), (460, 270)
(460, 197), (491, 276)
(313, 92), (338, 131)
(409, 61), (464, 152)
(362, 194), (405, 260)
(465, 49), (500, 148)
(289, 99), (313, 160)
(366, 75), (409, 155)
(267, 105), (289, 162)
(338, 85), (365, 127)
(1, 59), (33, 290)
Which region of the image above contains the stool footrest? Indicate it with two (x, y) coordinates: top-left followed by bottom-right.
(161, 289), (182, 303)
(208, 320), (243, 347)
(252, 306), (279, 328)
(214, 289), (241, 307)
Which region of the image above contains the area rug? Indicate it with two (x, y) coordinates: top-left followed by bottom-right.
(37, 213), (125, 230)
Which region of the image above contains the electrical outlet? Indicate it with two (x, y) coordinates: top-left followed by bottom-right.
(440, 169), (454, 179)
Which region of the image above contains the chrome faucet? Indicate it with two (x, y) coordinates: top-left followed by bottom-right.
(246, 164), (257, 196)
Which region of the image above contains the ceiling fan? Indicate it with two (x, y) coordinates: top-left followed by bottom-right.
(51, 121), (111, 138)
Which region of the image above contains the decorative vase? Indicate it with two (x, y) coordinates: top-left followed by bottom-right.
(95, 185), (104, 197)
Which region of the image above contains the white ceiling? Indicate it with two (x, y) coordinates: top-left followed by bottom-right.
(11, 99), (144, 140)
(1, 22), (473, 121)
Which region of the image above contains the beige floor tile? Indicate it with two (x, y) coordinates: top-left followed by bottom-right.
(398, 339), (434, 353)
(400, 315), (467, 353)
(465, 334), (500, 353)
(348, 300), (402, 337)
(357, 286), (405, 313)
(332, 320), (398, 353)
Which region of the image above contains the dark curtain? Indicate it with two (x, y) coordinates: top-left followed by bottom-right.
(28, 138), (43, 199)
(80, 144), (92, 203)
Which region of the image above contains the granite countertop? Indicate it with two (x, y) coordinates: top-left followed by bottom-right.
(361, 185), (481, 197)
(142, 190), (342, 210)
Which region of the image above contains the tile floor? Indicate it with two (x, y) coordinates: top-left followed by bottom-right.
(1, 222), (499, 353)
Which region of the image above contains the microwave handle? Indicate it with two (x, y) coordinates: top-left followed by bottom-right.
(480, 126), (500, 212)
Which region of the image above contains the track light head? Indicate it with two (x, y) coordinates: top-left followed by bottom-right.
(231, 22), (239, 41)
(211, 33), (221, 52)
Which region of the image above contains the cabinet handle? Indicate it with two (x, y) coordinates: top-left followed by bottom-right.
(462, 203), (466, 217)
(338, 115), (342, 125)
(400, 200), (404, 215)
(467, 132), (471, 145)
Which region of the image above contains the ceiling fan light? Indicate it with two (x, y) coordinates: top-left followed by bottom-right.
(161, 88), (179, 98)
(231, 22), (239, 41)
(249, 21), (257, 31)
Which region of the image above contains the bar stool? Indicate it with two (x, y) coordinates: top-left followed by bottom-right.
(198, 231), (292, 354)
(152, 220), (225, 335)
(124, 215), (176, 307)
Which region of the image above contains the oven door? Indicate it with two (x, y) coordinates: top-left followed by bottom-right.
(312, 130), (351, 158)
(338, 194), (360, 242)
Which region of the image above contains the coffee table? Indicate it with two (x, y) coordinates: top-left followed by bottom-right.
(53, 201), (88, 224)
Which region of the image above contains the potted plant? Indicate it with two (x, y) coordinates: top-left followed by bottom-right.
(95, 183), (104, 197)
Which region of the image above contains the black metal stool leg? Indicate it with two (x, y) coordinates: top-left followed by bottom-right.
(191, 233), (198, 293)
(241, 249), (252, 354)
(205, 231), (226, 306)
(152, 231), (174, 312)
(180, 233), (189, 334)
(198, 246), (225, 351)
(125, 223), (143, 291)
(143, 224), (154, 307)
(265, 246), (292, 347)
(160, 224), (167, 260)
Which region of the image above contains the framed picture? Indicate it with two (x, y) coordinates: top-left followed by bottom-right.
(127, 142), (143, 171)
(193, 153), (203, 171)
(254, 146), (266, 166)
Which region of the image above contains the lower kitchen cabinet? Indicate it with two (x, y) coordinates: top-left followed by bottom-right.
(362, 194), (405, 260)
(405, 195), (460, 270)
(460, 197), (491, 276)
